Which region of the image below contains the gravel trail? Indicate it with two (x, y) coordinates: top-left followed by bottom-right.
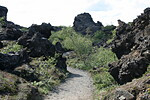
(44, 67), (94, 100)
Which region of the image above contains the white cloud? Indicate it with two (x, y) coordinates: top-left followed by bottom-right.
(0, 0), (149, 27)
(1, 0), (99, 27)
(89, 0), (149, 26)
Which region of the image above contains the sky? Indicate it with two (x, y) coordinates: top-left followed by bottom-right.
(0, 0), (149, 27)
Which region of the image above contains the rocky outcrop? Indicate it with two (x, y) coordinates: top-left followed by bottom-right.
(0, 70), (42, 100)
(0, 6), (23, 41)
(110, 20), (133, 59)
(18, 32), (55, 57)
(56, 55), (67, 71)
(0, 21), (23, 41)
(55, 42), (65, 53)
(109, 8), (150, 84)
(103, 74), (150, 100)
(29, 23), (52, 38)
(52, 26), (63, 32)
(0, 50), (28, 71)
(109, 50), (149, 84)
(0, 6), (8, 20)
(73, 13), (103, 35)
(18, 23), (56, 57)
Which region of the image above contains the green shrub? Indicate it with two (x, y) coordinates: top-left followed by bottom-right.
(92, 67), (117, 90)
(89, 47), (118, 68)
(0, 17), (5, 22)
(106, 30), (116, 44)
(50, 27), (93, 56)
(0, 42), (23, 54)
(0, 77), (17, 93)
(50, 27), (93, 69)
(31, 56), (67, 94)
(63, 33), (92, 56)
(92, 30), (106, 43)
(0, 17), (6, 25)
(49, 27), (75, 45)
(92, 25), (116, 44)
(67, 47), (118, 70)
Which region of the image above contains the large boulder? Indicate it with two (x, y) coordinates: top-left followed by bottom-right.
(0, 50), (28, 70)
(0, 21), (23, 41)
(73, 13), (103, 35)
(109, 8), (150, 84)
(55, 42), (65, 53)
(111, 20), (133, 59)
(18, 23), (55, 57)
(29, 23), (52, 38)
(0, 6), (8, 20)
(18, 32), (55, 57)
(56, 55), (67, 71)
(103, 74), (150, 100)
(109, 50), (149, 84)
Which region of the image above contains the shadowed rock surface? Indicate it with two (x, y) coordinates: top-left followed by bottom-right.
(18, 32), (55, 57)
(18, 23), (56, 57)
(29, 23), (53, 38)
(0, 21), (23, 41)
(109, 8), (150, 85)
(0, 6), (8, 20)
(0, 41), (3, 48)
(0, 50), (29, 71)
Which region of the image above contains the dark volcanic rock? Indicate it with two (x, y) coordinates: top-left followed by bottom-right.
(111, 20), (133, 59)
(103, 75), (150, 100)
(0, 6), (8, 20)
(18, 23), (55, 57)
(18, 32), (55, 57)
(0, 50), (28, 70)
(109, 8), (150, 84)
(52, 26), (63, 32)
(0, 21), (23, 40)
(0, 41), (3, 48)
(56, 55), (67, 71)
(73, 13), (103, 35)
(55, 42), (65, 53)
(0, 6), (23, 40)
(29, 23), (52, 38)
(14, 64), (39, 82)
(109, 50), (149, 84)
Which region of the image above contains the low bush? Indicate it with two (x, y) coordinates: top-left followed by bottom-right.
(91, 67), (117, 90)
(0, 17), (5, 25)
(67, 47), (118, 70)
(31, 56), (67, 94)
(0, 41), (23, 54)
(92, 25), (116, 44)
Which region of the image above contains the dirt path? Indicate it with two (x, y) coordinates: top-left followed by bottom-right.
(44, 67), (94, 100)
